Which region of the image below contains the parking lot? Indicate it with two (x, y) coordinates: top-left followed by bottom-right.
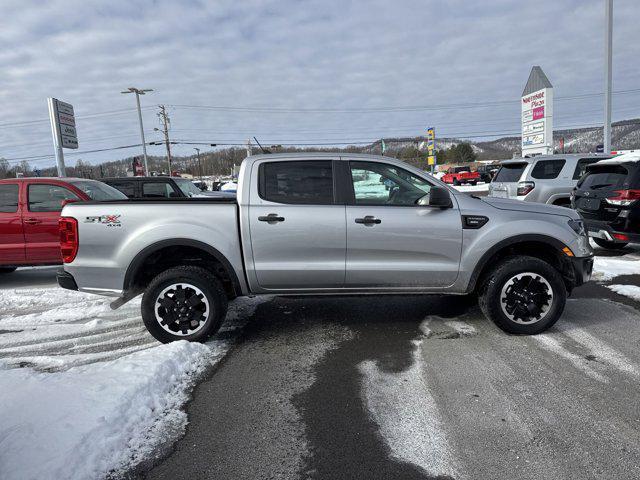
(1, 244), (639, 480)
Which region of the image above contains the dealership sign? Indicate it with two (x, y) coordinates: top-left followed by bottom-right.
(521, 67), (553, 156)
(48, 98), (79, 149)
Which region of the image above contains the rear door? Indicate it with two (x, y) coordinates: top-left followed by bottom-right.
(344, 160), (462, 288)
(489, 162), (528, 198)
(0, 183), (26, 264)
(248, 159), (346, 290)
(23, 182), (80, 263)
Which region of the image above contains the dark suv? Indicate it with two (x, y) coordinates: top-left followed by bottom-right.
(572, 154), (640, 249)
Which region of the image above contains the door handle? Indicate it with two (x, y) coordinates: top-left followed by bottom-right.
(24, 218), (42, 225)
(355, 216), (381, 225)
(258, 213), (285, 223)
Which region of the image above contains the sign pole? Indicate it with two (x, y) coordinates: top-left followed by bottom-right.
(47, 98), (66, 177)
(604, 0), (613, 154)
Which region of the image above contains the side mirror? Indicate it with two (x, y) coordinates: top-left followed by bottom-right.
(426, 186), (453, 208)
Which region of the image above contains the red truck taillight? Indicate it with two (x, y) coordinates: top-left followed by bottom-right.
(59, 217), (78, 263)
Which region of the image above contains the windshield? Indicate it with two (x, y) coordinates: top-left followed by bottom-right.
(494, 163), (527, 182)
(68, 180), (128, 200)
(173, 178), (204, 196)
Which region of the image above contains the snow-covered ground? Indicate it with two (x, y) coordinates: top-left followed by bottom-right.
(0, 269), (266, 480)
(451, 182), (489, 193)
(592, 253), (640, 281)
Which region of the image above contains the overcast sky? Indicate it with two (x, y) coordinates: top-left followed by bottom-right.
(1, 0), (638, 169)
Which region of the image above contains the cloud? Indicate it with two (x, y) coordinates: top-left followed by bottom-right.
(0, 0), (638, 167)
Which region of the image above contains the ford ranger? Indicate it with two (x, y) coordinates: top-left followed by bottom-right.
(57, 153), (594, 342)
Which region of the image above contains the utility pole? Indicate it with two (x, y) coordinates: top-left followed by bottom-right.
(194, 147), (203, 180)
(245, 138), (252, 157)
(604, 0), (613, 154)
(158, 105), (172, 175)
(121, 87), (152, 175)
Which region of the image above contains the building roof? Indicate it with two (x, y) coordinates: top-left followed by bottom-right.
(522, 66), (553, 96)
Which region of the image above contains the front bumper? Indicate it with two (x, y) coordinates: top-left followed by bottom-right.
(57, 269), (78, 291)
(569, 255), (594, 287)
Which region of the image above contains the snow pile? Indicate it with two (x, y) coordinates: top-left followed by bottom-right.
(0, 342), (211, 480)
(592, 256), (640, 281)
(607, 284), (640, 301)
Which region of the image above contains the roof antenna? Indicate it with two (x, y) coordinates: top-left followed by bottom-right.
(253, 136), (271, 154)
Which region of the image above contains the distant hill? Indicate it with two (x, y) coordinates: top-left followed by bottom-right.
(365, 118), (640, 160)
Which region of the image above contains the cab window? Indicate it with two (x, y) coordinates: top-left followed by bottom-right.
(349, 161), (432, 206)
(0, 184), (19, 213)
(142, 182), (179, 198)
(28, 184), (79, 212)
(258, 161), (334, 204)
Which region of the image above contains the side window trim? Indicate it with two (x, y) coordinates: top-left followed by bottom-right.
(257, 160), (337, 205)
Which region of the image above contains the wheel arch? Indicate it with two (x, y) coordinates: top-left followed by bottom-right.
(123, 238), (243, 299)
(467, 234), (576, 294)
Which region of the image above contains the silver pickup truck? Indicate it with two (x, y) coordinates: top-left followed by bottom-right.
(58, 153), (594, 342)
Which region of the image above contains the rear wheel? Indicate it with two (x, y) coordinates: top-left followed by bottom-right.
(592, 238), (628, 250)
(0, 267), (17, 274)
(479, 256), (566, 334)
(142, 266), (228, 343)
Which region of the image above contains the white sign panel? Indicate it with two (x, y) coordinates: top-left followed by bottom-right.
(521, 88), (553, 156)
(49, 98), (78, 149)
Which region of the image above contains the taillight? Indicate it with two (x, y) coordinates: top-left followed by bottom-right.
(517, 181), (535, 196)
(605, 189), (640, 206)
(59, 217), (78, 263)
(613, 233), (630, 241)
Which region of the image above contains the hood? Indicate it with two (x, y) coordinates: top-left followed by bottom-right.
(481, 196), (579, 219)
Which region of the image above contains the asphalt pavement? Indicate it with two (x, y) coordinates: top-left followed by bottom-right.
(139, 249), (640, 480)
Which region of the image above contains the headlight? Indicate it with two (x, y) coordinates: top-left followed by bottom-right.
(568, 219), (586, 236)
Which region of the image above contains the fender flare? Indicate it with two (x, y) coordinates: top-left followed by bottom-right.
(466, 233), (570, 293)
(123, 238), (242, 295)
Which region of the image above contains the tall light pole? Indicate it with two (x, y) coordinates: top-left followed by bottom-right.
(604, 0), (613, 154)
(121, 87), (152, 175)
(194, 147), (203, 180)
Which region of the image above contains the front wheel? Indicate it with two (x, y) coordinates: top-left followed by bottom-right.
(479, 256), (566, 334)
(0, 267), (17, 274)
(592, 237), (627, 250)
(141, 266), (228, 343)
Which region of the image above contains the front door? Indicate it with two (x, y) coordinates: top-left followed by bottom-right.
(23, 183), (80, 263)
(248, 159), (346, 290)
(0, 183), (26, 264)
(345, 160), (462, 288)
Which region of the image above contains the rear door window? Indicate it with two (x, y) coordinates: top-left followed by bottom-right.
(494, 163), (527, 182)
(259, 161), (334, 204)
(28, 184), (79, 212)
(0, 184), (19, 213)
(142, 182), (178, 198)
(573, 158), (604, 180)
(105, 181), (136, 198)
(531, 159), (565, 179)
(578, 165), (629, 190)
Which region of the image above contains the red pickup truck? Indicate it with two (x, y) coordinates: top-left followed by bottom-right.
(441, 166), (481, 186)
(0, 177), (126, 273)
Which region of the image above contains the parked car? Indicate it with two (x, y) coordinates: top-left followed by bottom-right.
(572, 152), (640, 249)
(489, 154), (611, 206)
(441, 166), (481, 186)
(0, 177), (126, 272)
(102, 176), (234, 199)
(476, 164), (498, 183)
(58, 153), (593, 342)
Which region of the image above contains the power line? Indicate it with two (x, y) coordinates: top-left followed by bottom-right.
(0, 106), (156, 130)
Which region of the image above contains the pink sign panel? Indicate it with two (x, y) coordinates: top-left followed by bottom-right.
(532, 106), (545, 120)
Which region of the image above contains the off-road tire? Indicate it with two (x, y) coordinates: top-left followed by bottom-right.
(142, 265), (228, 343)
(0, 267), (17, 274)
(478, 255), (566, 334)
(592, 238), (628, 250)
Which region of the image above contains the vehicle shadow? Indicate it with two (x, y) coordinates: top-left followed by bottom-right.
(0, 267), (59, 289)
